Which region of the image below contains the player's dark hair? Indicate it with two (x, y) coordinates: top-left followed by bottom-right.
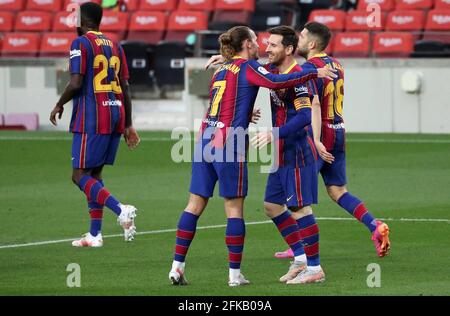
(267, 25), (298, 52)
(219, 26), (253, 61)
(80, 2), (103, 28)
(303, 21), (331, 51)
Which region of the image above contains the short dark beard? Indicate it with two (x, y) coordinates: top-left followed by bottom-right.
(297, 48), (309, 59)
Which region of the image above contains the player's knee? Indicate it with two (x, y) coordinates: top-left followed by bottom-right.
(327, 186), (347, 202)
(290, 205), (312, 217)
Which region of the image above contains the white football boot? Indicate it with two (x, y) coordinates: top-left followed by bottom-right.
(72, 233), (103, 247)
(279, 260), (307, 283)
(169, 268), (188, 285)
(228, 273), (250, 287)
(117, 204), (137, 241)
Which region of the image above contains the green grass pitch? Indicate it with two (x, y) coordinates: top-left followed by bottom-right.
(0, 131), (449, 295)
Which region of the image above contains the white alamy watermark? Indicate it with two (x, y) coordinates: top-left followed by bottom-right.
(66, 263), (81, 288)
(366, 4), (382, 28)
(65, 4), (81, 28)
(366, 263), (381, 288)
(170, 121), (280, 174)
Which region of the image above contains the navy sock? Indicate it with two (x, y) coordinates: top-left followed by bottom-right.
(226, 218), (245, 269)
(338, 192), (377, 232)
(78, 175), (122, 216)
(174, 211), (199, 262)
(272, 211), (305, 257)
(297, 214), (320, 266)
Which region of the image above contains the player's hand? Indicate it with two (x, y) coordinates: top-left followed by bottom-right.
(251, 131), (273, 149)
(124, 127), (140, 150)
(315, 140), (334, 163)
(317, 67), (337, 80)
(205, 55), (225, 70)
(250, 107), (261, 124)
(49, 104), (64, 126)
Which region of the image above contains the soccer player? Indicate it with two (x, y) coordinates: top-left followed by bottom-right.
(169, 26), (336, 287)
(250, 26), (324, 284)
(49, 2), (140, 247)
(275, 22), (391, 259)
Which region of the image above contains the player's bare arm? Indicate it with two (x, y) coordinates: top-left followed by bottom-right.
(250, 107), (261, 124)
(120, 79), (140, 150)
(205, 54), (225, 70)
(311, 95), (334, 163)
(49, 74), (83, 126)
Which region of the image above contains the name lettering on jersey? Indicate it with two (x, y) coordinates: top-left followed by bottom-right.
(70, 49), (81, 59)
(95, 38), (113, 47)
(102, 100), (122, 107)
(218, 63), (240, 75)
(326, 62), (343, 72)
(294, 97), (311, 111)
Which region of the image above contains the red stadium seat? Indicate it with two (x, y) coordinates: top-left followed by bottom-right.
(166, 10), (208, 42)
(333, 32), (370, 57)
(100, 11), (129, 41)
(63, 0), (101, 9)
(15, 11), (52, 32)
(1, 32), (40, 57)
(215, 0), (255, 11)
(386, 10), (426, 31)
(122, 0), (139, 11)
(435, 0), (450, 10)
(178, 0), (215, 11)
(27, 0), (62, 12)
(423, 9), (450, 43)
(346, 10), (386, 31)
(0, 0), (24, 11)
(127, 11), (167, 45)
(309, 10), (346, 31)
(40, 32), (76, 57)
(373, 32), (413, 57)
(357, 0), (395, 12)
(139, 0), (177, 11)
(257, 31), (270, 57)
(395, 0), (433, 10)
(0, 12), (14, 33)
(53, 11), (77, 32)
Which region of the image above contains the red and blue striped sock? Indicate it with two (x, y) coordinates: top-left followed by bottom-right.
(226, 218), (245, 269)
(297, 214), (320, 266)
(272, 211), (305, 257)
(89, 202), (103, 237)
(338, 192), (377, 232)
(78, 175), (122, 216)
(174, 211), (199, 263)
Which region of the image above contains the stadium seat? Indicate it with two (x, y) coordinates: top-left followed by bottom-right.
(127, 11), (167, 45)
(0, 0), (24, 11)
(100, 11), (129, 41)
(308, 9), (346, 31)
(53, 11), (77, 32)
(423, 9), (450, 43)
(386, 10), (426, 32)
(257, 31), (270, 57)
(333, 32), (370, 57)
(121, 41), (156, 87)
(139, 0), (177, 11)
(395, 0), (433, 10)
(102, 32), (120, 44)
(40, 32), (76, 57)
(373, 32), (414, 57)
(0, 12), (14, 33)
(122, 0), (139, 11)
(154, 41), (187, 89)
(27, 0), (62, 12)
(1, 32), (40, 57)
(324, 33), (335, 55)
(346, 10), (386, 31)
(14, 11), (52, 32)
(178, 0), (215, 11)
(5, 113), (39, 131)
(435, 0), (450, 10)
(63, 0), (101, 9)
(250, 5), (297, 32)
(165, 11), (208, 42)
(411, 39), (450, 57)
(357, 0), (395, 12)
(216, 0), (255, 11)
(194, 30), (222, 57)
(210, 0), (255, 30)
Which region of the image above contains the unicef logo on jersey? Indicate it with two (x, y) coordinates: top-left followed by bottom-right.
(102, 100), (122, 107)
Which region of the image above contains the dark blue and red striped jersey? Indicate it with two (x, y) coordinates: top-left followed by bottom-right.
(69, 31), (129, 135)
(199, 56), (318, 151)
(266, 61), (318, 168)
(306, 53), (345, 152)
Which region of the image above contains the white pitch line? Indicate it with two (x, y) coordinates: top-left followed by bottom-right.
(0, 136), (450, 144)
(0, 217), (448, 250)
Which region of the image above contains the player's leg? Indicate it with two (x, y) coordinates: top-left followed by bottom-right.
(71, 133), (137, 242)
(323, 151), (390, 257)
(86, 165), (104, 239)
(286, 205), (325, 284)
(170, 155), (216, 285)
(224, 197), (250, 287)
